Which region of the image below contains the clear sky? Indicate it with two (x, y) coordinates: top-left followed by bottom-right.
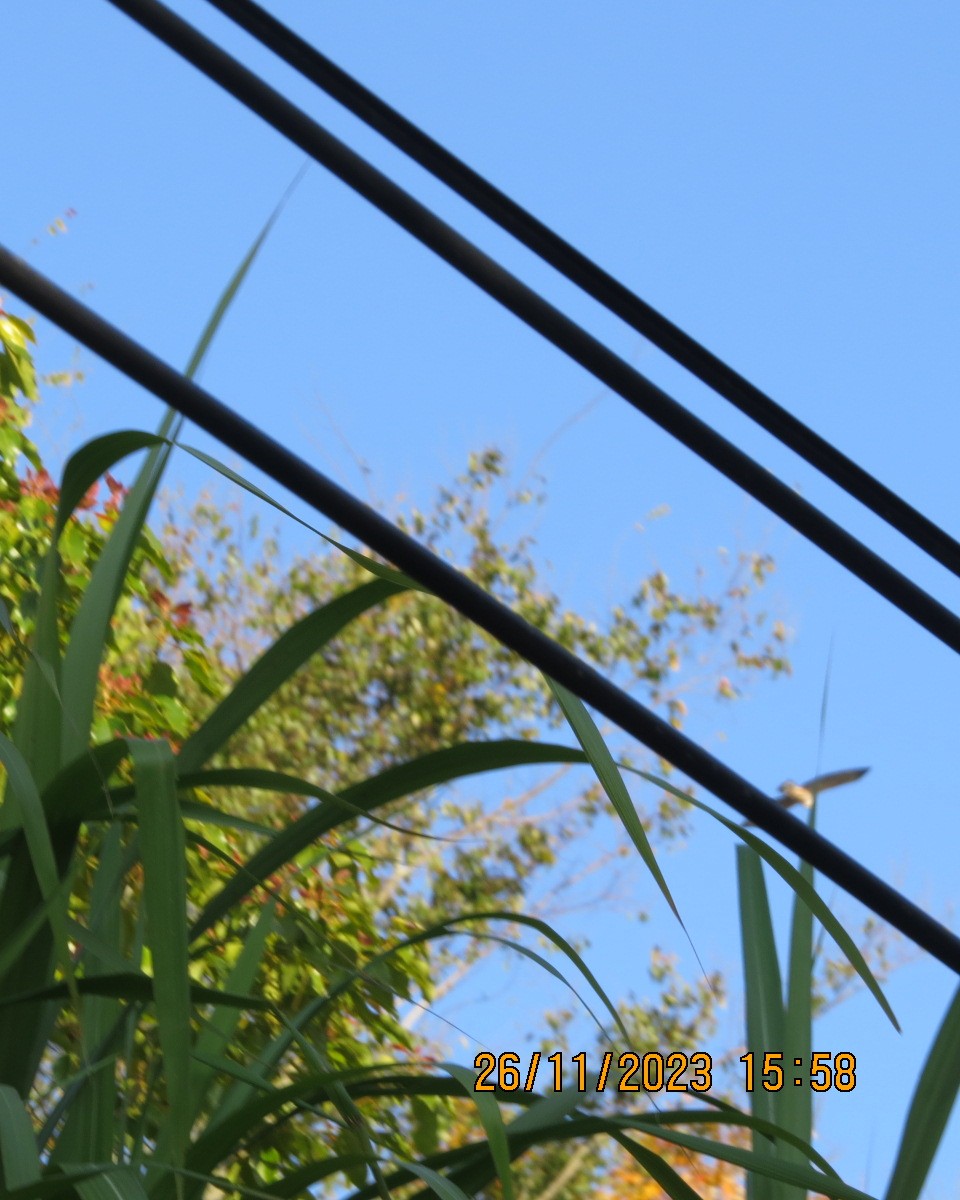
(7, 1), (960, 1194)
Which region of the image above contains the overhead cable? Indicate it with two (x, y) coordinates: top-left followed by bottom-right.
(202, 0), (960, 580)
(2, 243), (958, 976)
(103, 0), (960, 660)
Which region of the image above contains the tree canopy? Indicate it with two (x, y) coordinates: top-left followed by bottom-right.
(4, 299), (845, 1200)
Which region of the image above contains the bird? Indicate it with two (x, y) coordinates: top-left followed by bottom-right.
(744, 767), (869, 827)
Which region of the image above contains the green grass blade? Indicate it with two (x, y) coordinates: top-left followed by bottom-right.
(331, 1078), (841, 1167)
(0, 894), (54, 984)
(73, 1167), (151, 1200)
(779, 847), (814, 1197)
(316, 909), (630, 1045)
(459, 930), (613, 1039)
(37, 740), (130, 829)
(0, 735), (74, 975)
(629, 765), (899, 1031)
(316, 1082), (850, 1200)
(193, 1075), (854, 1200)
(618, 1121), (877, 1200)
(40, 1055), (119, 1161)
(177, 578), (406, 773)
(179, 446), (425, 592)
(58, 168), (300, 765)
(53, 431), (165, 539)
(738, 845), (786, 1200)
(192, 1006), (357, 1137)
(8, 546), (63, 793)
(635, 1107), (840, 1176)
(189, 902), (278, 1124)
(188, 739), (585, 938)
(0, 1084), (41, 1188)
(280, 1019), (392, 1200)
(0, 736), (77, 1095)
(443, 1062), (516, 1200)
(546, 679), (683, 923)
(184, 901), (627, 1133)
(52, 825), (125, 1164)
(346, 1105), (874, 1200)
(183, 162), (307, 382)
(0, 972), (271, 1012)
(130, 739), (191, 1169)
(193, 1157), (373, 1200)
(30, 754), (277, 840)
(58, 434), (175, 763)
(0, 1169), (122, 1200)
(181, 1069), (394, 1187)
(63, 916), (137, 977)
(884, 979), (960, 1200)
(505, 1084), (584, 1135)
(176, 768), (450, 842)
(610, 1132), (703, 1200)
(393, 1161), (472, 1200)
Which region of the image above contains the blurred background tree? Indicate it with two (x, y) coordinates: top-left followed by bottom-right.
(1, 302), (792, 1195)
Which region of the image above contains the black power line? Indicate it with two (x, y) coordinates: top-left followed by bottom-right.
(103, 0), (960, 662)
(2, 243), (958, 975)
(203, 0), (960, 581)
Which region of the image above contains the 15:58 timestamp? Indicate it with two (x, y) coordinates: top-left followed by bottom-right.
(740, 1051), (856, 1092)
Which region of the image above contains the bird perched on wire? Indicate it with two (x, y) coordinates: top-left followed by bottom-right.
(744, 767), (869, 827)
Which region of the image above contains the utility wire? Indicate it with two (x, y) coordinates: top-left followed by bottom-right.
(103, 0), (960, 662)
(203, 0), (960, 580)
(2, 244), (959, 976)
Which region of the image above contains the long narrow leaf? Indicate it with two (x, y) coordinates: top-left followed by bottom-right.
(190, 739), (585, 938)
(338, 1107), (875, 1200)
(177, 578), (406, 773)
(57, 407), (179, 765)
(8, 546), (62, 793)
(176, 769), (451, 842)
(0, 1170), (126, 1200)
(54, 431), (165, 540)
(394, 1161), (472, 1200)
(0, 894), (57, 984)
(441, 1063), (514, 1200)
(0, 736), (77, 1095)
(0, 973), (272, 1012)
(131, 738), (191, 1168)
(59, 163), (301, 763)
(738, 845), (785, 1200)
(0, 1085), (40, 1188)
(547, 679), (682, 921)
(779, 840), (815, 1196)
(633, 1121), (875, 1200)
(610, 1131), (703, 1200)
(73, 1168), (151, 1200)
(52, 825), (125, 1165)
(0, 735), (74, 983)
(38, 1055), (118, 1159)
(38, 740), (130, 829)
(182, 1069), (399, 1185)
(179, 446), (425, 592)
(629, 765), (899, 1031)
(184, 162), (307, 382)
(884, 979), (960, 1200)
(189, 902), (278, 1125)
(463, 931), (613, 1039)
(317, 909), (630, 1045)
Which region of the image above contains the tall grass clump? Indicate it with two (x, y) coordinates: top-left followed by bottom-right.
(0, 207), (919, 1199)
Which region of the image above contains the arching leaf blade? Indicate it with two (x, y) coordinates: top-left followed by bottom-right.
(188, 740), (585, 938)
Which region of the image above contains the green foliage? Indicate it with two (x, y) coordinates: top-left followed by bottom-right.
(0, 378), (208, 745)
(734, 821), (959, 1200)
(0, 269), (885, 1200)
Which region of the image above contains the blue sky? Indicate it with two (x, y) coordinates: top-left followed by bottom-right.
(7, 1), (960, 1193)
